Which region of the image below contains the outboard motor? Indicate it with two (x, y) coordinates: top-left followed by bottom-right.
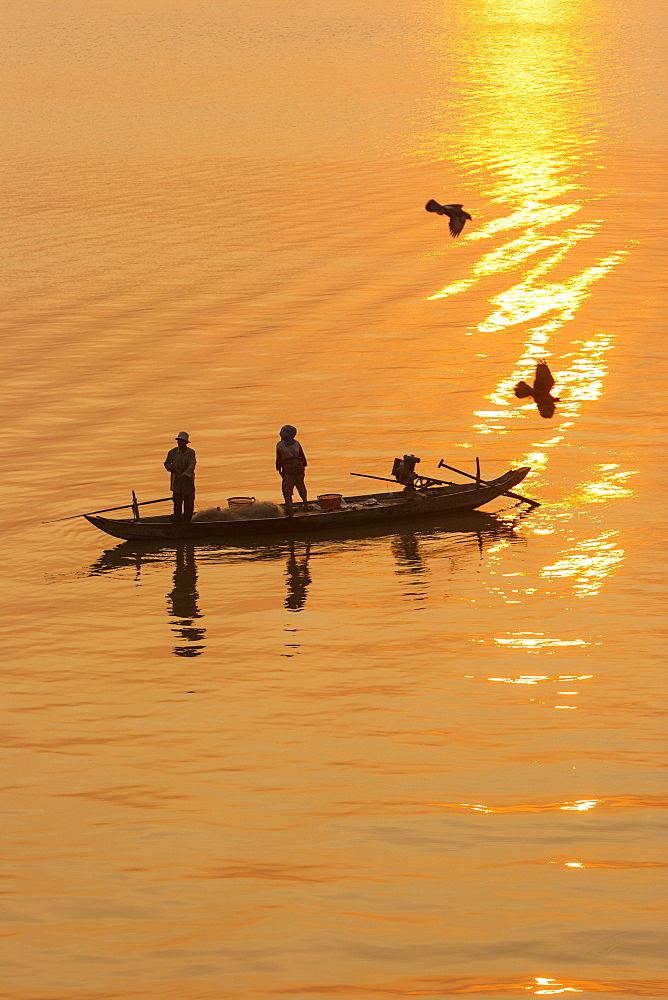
(392, 454), (421, 486)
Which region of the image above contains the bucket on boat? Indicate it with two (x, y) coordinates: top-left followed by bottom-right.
(227, 496), (256, 509)
(317, 493), (342, 511)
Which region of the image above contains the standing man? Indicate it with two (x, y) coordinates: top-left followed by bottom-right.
(276, 424), (308, 515)
(164, 431), (196, 523)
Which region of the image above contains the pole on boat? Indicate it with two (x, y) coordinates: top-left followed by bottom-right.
(350, 472), (410, 485)
(437, 460), (540, 507)
(42, 496), (173, 524)
(349, 472), (452, 489)
(475, 456), (481, 491)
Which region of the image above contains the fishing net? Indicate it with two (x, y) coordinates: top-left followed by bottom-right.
(192, 501), (285, 522)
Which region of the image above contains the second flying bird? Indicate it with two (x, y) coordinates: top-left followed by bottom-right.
(425, 200), (472, 237)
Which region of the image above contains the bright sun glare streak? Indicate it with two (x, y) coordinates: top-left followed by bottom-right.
(427, 217), (589, 299)
(541, 531), (624, 597)
(444, 798), (600, 815)
(489, 676), (549, 684)
(493, 634), (589, 649)
(419, 0), (633, 460)
(421, 0), (594, 205)
(532, 973), (585, 995)
(466, 203), (581, 243)
(487, 674), (594, 694)
(488, 674), (593, 684)
(533, 975), (584, 995)
(568, 465), (635, 503)
(477, 249), (627, 336)
(418, 0), (599, 242)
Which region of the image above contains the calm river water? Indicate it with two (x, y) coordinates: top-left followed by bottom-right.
(1, 1), (666, 998)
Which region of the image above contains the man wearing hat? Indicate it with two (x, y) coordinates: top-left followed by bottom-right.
(164, 432), (197, 523)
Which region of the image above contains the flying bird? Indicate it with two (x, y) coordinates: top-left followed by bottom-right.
(425, 200), (472, 238)
(514, 359), (561, 419)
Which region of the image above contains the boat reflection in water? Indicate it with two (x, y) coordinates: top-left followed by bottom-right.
(88, 510), (528, 655)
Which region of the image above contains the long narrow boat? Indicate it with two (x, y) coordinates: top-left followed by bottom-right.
(84, 466), (532, 542)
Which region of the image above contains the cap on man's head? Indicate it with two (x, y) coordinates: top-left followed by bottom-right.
(175, 431), (190, 442)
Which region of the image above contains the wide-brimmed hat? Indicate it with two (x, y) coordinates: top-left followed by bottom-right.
(175, 431), (190, 442)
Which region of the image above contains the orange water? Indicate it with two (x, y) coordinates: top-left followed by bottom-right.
(1, 1), (666, 998)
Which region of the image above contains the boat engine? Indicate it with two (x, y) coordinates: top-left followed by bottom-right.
(392, 454), (421, 486)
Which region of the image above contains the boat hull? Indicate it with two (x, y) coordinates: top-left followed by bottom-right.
(83, 468), (533, 542)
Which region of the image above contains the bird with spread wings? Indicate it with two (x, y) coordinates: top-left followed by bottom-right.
(514, 360), (561, 419)
(425, 200), (472, 238)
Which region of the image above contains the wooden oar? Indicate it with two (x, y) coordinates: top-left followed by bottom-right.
(43, 497), (172, 523)
(437, 461), (540, 507)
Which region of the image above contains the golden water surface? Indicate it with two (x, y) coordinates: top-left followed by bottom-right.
(1, 1), (666, 998)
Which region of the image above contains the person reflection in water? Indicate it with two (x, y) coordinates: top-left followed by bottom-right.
(276, 424), (308, 515)
(391, 534), (427, 576)
(391, 533), (429, 602)
(164, 431), (196, 522)
(285, 542), (311, 612)
(168, 545), (205, 657)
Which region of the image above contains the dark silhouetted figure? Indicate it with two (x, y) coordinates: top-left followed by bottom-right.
(425, 200), (472, 237)
(276, 424), (308, 515)
(514, 359), (561, 419)
(164, 431), (196, 523)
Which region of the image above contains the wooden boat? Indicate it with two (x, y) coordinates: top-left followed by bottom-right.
(83, 466), (532, 543)
(88, 509), (524, 570)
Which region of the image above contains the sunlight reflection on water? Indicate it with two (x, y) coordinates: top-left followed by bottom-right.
(1, 0), (666, 997)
